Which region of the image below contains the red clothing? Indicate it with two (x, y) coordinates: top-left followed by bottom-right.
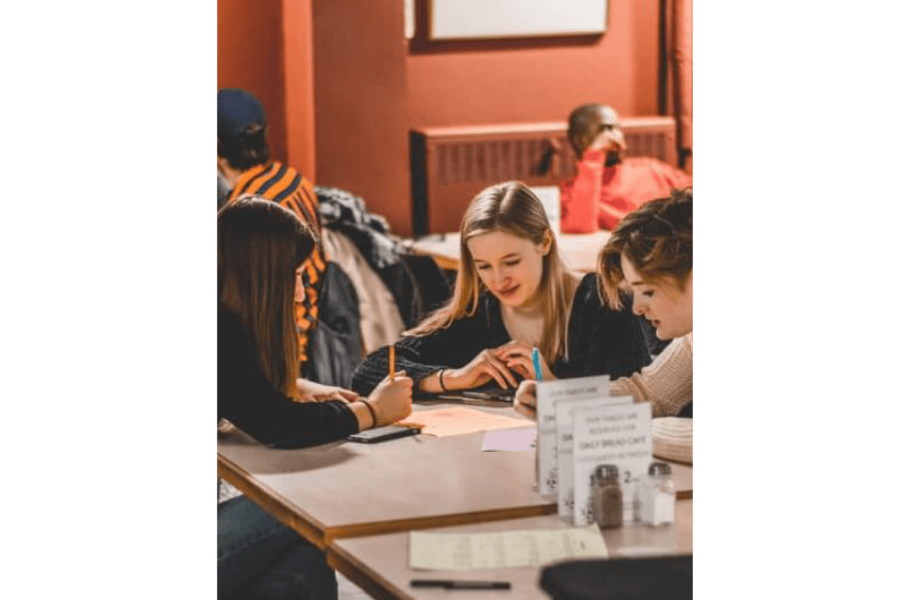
(560, 150), (692, 233)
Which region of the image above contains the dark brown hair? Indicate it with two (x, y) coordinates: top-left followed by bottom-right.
(217, 123), (271, 171)
(597, 189), (692, 310)
(218, 195), (316, 397)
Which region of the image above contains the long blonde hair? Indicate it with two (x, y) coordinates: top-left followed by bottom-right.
(408, 181), (573, 365)
(218, 196), (316, 398)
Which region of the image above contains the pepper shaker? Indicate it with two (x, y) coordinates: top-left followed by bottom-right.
(591, 464), (623, 529)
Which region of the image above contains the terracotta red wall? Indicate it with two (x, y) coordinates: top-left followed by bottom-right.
(218, 0), (318, 180)
(311, 0), (412, 236)
(283, 0), (317, 180)
(218, 1), (664, 235)
(217, 0), (288, 166)
(406, 1), (661, 129)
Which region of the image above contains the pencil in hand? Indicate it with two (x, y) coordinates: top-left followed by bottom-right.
(390, 344), (397, 381)
(389, 344), (396, 381)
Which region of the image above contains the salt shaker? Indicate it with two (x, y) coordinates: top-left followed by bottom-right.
(639, 462), (675, 526)
(591, 464), (623, 529)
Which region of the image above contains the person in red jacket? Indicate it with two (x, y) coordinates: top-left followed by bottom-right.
(559, 103), (692, 233)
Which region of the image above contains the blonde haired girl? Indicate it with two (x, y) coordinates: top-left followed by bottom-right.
(352, 181), (651, 396)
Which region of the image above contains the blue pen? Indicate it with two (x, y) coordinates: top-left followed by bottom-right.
(532, 347), (543, 381)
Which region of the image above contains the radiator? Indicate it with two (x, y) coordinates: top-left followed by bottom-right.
(410, 117), (677, 235)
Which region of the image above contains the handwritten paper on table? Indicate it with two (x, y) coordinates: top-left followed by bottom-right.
(409, 526), (608, 570)
(399, 406), (530, 437)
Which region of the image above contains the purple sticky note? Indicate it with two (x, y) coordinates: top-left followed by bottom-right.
(481, 427), (537, 452)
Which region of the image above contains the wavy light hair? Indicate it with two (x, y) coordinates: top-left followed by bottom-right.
(408, 181), (573, 365)
(597, 188), (693, 310)
(218, 196), (316, 398)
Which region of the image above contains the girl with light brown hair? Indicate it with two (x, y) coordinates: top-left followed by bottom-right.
(516, 189), (693, 419)
(351, 181), (651, 397)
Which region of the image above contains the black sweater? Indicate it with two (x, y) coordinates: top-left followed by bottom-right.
(351, 274), (652, 396)
(218, 305), (359, 448)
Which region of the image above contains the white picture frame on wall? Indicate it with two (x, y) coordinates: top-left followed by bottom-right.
(430, 0), (608, 41)
(405, 0), (416, 40)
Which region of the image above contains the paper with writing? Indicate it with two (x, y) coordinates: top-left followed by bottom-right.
(399, 406), (529, 438)
(409, 526), (607, 570)
(535, 376), (610, 497)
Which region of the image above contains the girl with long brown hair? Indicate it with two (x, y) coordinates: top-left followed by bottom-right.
(218, 196), (412, 600)
(351, 181), (651, 397)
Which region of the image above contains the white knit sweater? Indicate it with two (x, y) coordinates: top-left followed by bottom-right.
(609, 333), (693, 417)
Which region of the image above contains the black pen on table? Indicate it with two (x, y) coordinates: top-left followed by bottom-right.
(411, 579), (511, 590)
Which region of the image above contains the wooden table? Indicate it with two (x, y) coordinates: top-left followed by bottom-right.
(218, 404), (554, 550)
(218, 403), (691, 551)
(408, 231), (611, 273)
(329, 501), (693, 600)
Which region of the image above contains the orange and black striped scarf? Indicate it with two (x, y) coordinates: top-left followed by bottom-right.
(228, 161), (327, 362)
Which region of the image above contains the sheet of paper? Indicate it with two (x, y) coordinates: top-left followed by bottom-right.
(481, 427), (536, 452)
(409, 526), (607, 570)
(399, 406), (530, 437)
(555, 396), (630, 520)
(535, 376), (610, 497)
(571, 402), (652, 526)
(531, 185), (561, 236)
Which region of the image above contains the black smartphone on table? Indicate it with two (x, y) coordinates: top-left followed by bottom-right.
(347, 425), (421, 443)
(429, 384), (517, 403)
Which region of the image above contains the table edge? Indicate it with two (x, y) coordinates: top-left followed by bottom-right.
(218, 452), (329, 550)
